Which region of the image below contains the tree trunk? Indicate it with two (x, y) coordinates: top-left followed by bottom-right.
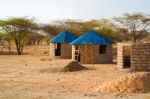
(8, 41), (11, 53)
(37, 41), (39, 45)
(16, 46), (22, 55)
(132, 37), (137, 43)
(40, 40), (43, 45)
(15, 40), (22, 55)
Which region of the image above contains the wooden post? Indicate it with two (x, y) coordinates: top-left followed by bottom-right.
(49, 43), (50, 56)
(91, 45), (94, 66)
(77, 45), (80, 62)
(85, 44), (87, 66)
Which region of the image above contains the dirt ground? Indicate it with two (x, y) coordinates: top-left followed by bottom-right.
(0, 45), (150, 99)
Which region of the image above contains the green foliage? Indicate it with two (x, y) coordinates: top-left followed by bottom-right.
(41, 24), (64, 36)
(114, 13), (150, 43)
(64, 19), (119, 40)
(0, 17), (38, 55)
(43, 19), (119, 41)
(26, 32), (45, 45)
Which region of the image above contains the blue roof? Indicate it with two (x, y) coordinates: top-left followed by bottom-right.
(70, 31), (113, 45)
(49, 31), (77, 43)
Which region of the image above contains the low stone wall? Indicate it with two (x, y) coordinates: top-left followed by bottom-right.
(72, 44), (113, 64)
(49, 43), (72, 59)
(131, 43), (150, 71)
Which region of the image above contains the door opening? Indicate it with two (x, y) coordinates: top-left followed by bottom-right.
(55, 43), (61, 56)
(123, 47), (131, 68)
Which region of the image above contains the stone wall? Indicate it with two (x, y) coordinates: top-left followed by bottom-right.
(72, 44), (113, 64)
(131, 43), (150, 71)
(49, 43), (72, 59)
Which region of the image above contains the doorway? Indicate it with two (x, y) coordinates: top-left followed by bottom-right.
(123, 47), (131, 68)
(55, 43), (61, 56)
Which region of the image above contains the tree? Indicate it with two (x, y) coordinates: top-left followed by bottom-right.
(27, 32), (45, 45)
(41, 24), (64, 36)
(88, 19), (119, 39)
(64, 19), (119, 40)
(42, 19), (119, 41)
(0, 33), (12, 52)
(114, 13), (150, 43)
(0, 17), (38, 55)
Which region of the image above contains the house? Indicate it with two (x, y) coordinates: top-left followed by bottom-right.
(70, 31), (113, 64)
(49, 31), (77, 59)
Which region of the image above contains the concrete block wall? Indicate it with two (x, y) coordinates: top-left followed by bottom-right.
(117, 43), (132, 68)
(99, 45), (113, 63)
(131, 43), (150, 71)
(117, 43), (150, 71)
(72, 44), (113, 64)
(61, 43), (72, 59)
(49, 43), (55, 57)
(72, 45), (76, 60)
(49, 43), (72, 59)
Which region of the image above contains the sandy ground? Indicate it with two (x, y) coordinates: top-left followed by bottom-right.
(0, 45), (150, 99)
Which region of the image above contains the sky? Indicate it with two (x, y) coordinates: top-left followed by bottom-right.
(0, 0), (150, 23)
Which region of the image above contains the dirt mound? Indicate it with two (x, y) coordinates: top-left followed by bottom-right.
(39, 61), (95, 73)
(64, 61), (88, 72)
(97, 72), (150, 93)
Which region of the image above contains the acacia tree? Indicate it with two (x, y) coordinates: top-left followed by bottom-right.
(42, 19), (119, 41)
(27, 32), (45, 45)
(0, 17), (38, 55)
(41, 24), (66, 45)
(0, 33), (12, 52)
(42, 24), (64, 36)
(64, 19), (119, 40)
(115, 13), (150, 43)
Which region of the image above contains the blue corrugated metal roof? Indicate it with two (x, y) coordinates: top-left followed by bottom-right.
(49, 31), (77, 43)
(70, 31), (113, 45)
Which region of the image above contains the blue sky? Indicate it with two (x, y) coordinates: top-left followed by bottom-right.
(0, 0), (150, 23)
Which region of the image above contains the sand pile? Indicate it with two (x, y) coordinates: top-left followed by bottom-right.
(97, 72), (150, 93)
(64, 61), (88, 72)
